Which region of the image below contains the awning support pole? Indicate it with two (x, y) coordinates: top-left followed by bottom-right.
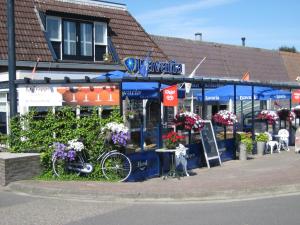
(251, 85), (255, 151)
(201, 83), (206, 119)
(233, 84), (237, 159)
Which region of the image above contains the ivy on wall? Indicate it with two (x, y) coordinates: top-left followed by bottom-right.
(8, 106), (122, 172)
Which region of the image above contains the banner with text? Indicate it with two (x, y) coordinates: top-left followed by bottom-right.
(162, 85), (178, 106)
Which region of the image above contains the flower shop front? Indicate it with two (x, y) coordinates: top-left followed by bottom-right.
(5, 72), (300, 182)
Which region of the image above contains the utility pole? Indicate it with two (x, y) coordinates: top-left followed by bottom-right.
(7, 0), (17, 118)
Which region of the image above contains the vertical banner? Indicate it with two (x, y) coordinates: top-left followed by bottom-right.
(292, 90), (300, 103)
(163, 85), (178, 106)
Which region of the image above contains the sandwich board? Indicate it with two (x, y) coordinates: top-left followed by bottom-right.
(200, 120), (222, 168)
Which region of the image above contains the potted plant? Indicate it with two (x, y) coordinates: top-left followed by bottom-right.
(255, 132), (269, 156)
(125, 110), (136, 120)
(162, 131), (185, 149)
(103, 52), (112, 63)
(101, 122), (130, 148)
(237, 132), (253, 160)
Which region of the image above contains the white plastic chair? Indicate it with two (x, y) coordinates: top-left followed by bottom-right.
(175, 144), (189, 176)
(278, 129), (289, 151)
(265, 132), (280, 154)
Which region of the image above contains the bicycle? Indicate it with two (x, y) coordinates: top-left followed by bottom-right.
(52, 142), (132, 182)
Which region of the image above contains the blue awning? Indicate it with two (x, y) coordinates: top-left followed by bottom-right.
(196, 85), (291, 102)
(94, 70), (129, 80)
(122, 82), (159, 99)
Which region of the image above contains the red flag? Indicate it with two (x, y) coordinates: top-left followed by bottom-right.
(241, 71), (250, 81)
(32, 57), (40, 74)
(163, 85), (178, 106)
(292, 90), (300, 103)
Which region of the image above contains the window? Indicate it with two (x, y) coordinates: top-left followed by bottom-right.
(63, 21), (77, 56)
(46, 16), (61, 59)
(80, 23), (93, 57)
(46, 16), (107, 61)
(94, 22), (107, 61)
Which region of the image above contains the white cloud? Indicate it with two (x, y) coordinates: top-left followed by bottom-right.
(137, 0), (237, 25)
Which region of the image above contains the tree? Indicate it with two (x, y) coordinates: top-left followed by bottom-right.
(279, 46), (297, 53)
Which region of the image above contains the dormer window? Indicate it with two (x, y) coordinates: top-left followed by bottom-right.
(46, 15), (107, 61)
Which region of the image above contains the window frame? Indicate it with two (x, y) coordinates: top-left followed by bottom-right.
(46, 16), (62, 42)
(94, 22), (108, 62)
(62, 19), (94, 61)
(46, 15), (108, 62)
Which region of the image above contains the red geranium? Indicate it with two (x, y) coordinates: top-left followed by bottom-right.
(162, 131), (185, 149)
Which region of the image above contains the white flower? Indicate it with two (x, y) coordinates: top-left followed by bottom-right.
(103, 122), (128, 134)
(67, 139), (84, 152)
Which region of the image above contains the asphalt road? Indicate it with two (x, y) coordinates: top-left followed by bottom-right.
(1, 189), (300, 225)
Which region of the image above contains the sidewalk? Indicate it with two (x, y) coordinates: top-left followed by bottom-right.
(6, 150), (300, 202)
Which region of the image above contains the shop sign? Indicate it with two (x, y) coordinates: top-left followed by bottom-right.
(18, 84), (120, 107)
(18, 87), (62, 107)
(124, 57), (183, 75)
(162, 85), (178, 106)
(292, 90), (300, 103)
(56, 85), (120, 106)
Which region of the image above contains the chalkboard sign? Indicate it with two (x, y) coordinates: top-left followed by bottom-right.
(200, 120), (222, 168)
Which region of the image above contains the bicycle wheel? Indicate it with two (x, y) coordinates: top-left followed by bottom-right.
(52, 156), (68, 177)
(101, 152), (132, 182)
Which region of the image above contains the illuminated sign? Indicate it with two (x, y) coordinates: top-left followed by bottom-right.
(123, 57), (183, 75)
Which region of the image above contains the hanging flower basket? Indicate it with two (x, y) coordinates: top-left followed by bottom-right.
(292, 106), (300, 118)
(277, 108), (295, 122)
(173, 111), (204, 132)
(256, 110), (278, 124)
(212, 110), (237, 126)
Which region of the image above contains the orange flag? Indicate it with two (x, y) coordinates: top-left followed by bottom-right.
(241, 71), (250, 81)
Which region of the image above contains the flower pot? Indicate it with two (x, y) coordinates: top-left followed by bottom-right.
(256, 141), (265, 156)
(239, 142), (247, 160)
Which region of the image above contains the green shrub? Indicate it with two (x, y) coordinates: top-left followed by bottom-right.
(255, 132), (269, 142)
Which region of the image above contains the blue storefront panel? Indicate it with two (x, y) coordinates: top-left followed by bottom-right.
(126, 150), (160, 182)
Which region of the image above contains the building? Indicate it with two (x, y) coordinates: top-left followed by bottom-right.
(0, 0), (168, 133)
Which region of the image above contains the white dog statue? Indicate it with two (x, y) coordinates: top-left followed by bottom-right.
(175, 144), (189, 177)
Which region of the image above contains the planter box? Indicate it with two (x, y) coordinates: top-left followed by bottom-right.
(0, 153), (41, 186)
(239, 143), (247, 160)
(256, 141), (266, 156)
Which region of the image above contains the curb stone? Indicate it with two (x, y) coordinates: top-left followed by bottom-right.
(7, 181), (300, 203)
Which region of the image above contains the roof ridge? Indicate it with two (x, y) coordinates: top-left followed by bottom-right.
(55, 0), (127, 11)
(150, 34), (281, 54)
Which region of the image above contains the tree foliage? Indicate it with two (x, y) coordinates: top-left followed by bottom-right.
(279, 46), (297, 53)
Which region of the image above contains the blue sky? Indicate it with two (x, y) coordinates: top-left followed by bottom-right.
(116, 0), (300, 51)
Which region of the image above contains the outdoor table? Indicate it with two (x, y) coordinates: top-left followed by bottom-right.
(155, 148), (178, 179)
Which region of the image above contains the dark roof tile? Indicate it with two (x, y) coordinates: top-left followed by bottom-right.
(0, 0), (167, 63)
(151, 35), (290, 81)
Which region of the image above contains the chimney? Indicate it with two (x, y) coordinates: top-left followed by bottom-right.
(241, 37), (246, 46)
(195, 33), (202, 41)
